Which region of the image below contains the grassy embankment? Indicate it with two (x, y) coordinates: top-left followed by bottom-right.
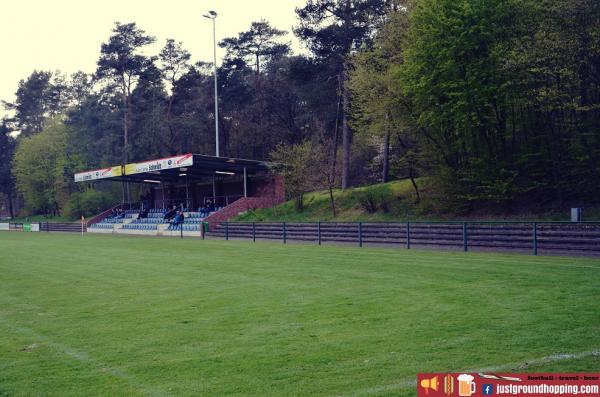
(236, 179), (600, 222)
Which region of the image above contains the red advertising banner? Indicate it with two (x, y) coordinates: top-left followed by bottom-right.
(417, 373), (600, 397)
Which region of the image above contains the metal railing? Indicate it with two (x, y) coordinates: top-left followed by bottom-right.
(201, 195), (244, 208)
(133, 195), (244, 212)
(210, 221), (600, 256)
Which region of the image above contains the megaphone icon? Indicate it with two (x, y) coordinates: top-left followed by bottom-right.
(420, 376), (439, 393)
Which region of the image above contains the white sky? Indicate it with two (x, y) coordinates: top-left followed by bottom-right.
(0, 0), (307, 119)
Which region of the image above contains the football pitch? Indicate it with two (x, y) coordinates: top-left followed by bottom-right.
(1, 233), (599, 396)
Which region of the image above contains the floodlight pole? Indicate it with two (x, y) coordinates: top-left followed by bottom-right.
(203, 11), (220, 157)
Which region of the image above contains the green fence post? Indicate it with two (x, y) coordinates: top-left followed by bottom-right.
(283, 222), (286, 244)
(252, 222), (256, 242)
(406, 222), (411, 249)
(201, 222), (205, 240)
(317, 222), (321, 245)
(532, 222), (537, 256)
(225, 222), (229, 241)
(463, 222), (468, 252)
(358, 222), (363, 247)
(180, 222), (183, 239)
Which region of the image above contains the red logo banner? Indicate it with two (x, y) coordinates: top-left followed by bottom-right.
(417, 373), (600, 397)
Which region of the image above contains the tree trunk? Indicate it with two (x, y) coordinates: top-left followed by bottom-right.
(7, 192), (14, 218)
(546, 106), (564, 208)
(409, 166), (420, 203)
(382, 114), (390, 183)
(166, 94), (178, 154)
(331, 75), (342, 183)
(122, 78), (131, 203)
(328, 185), (336, 218)
(341, 68), (351, 189)
(122, 81), (129, 156)
(328, 75), (343, 217)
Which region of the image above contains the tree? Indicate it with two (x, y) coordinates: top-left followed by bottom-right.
(399, 0), (527, 205)
(220, 20), (290, 74)
(271, 140), (338, 215)
(159, 39), (191, 153)
(3, 70), (69, 135)
(130, 63), (170, 160)
(168, 64), (219, 155)
(295, 0), (389, 189)
(349, 4), (413, 183)
(0, 121), (16, 217)
(96, 22), (156, 166)
(68, 71), (94, 107)
(67, 87), (123, 168)
(12, 119), (83, 216)
(516, 0), (600, 203)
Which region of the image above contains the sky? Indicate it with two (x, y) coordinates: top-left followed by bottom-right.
(0, 0), (307, 119)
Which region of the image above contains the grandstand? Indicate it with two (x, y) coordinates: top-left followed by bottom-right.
(89, 207), (224, 235)
(76, 153), (285, 236)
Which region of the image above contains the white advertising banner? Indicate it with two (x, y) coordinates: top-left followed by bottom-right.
(31, 223), (40, 232)
(0, 223), (8, 231)
(124, 153), (193, 175)
(74, 166), (122, 182)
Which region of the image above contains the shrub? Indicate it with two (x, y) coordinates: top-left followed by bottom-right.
(351, 185), (394, 214)
(64, 190), (114, 219)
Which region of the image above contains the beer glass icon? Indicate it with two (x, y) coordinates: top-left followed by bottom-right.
(457, 374), (476, 397)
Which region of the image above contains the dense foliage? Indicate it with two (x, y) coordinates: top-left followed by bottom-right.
(12, 119), (84, 215)
(1, 0), (599, 218)
(63, 189), (115, 219)
(352, 0), (600, 211)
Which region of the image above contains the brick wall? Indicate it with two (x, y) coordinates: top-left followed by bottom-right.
(203, 197), (272, 229)
(253, 175), (285, 205)
(202, 174), (286, 229)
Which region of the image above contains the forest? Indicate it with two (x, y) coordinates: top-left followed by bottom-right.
(1, 0), (599, 219)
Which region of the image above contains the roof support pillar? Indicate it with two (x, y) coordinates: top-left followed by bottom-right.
(185, 176), (189, 211)
(244, 167), (247, 198)
(212, 175), (216, 205)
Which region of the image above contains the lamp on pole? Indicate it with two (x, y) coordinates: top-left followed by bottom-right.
(203, 10), (219, 157)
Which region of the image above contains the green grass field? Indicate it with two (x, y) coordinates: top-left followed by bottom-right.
(1, 233), (599, 396)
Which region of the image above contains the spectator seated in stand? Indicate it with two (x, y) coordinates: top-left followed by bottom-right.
(164, 207), (176, 221)
(200, 200), (215, 215)
(170, 211), (185, 228)
(138, 208), (149, 219)
(115, 208), (125, 219)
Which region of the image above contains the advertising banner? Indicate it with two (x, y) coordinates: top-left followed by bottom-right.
(74, 166), (122, 182)
(30, 223), (40, 232)
(417, 373), (600, 397)
(124, 153), (193, 175)
(0, 223), (8, 231)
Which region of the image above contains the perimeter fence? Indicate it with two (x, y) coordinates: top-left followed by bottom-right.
(208, 221), (600, 256)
